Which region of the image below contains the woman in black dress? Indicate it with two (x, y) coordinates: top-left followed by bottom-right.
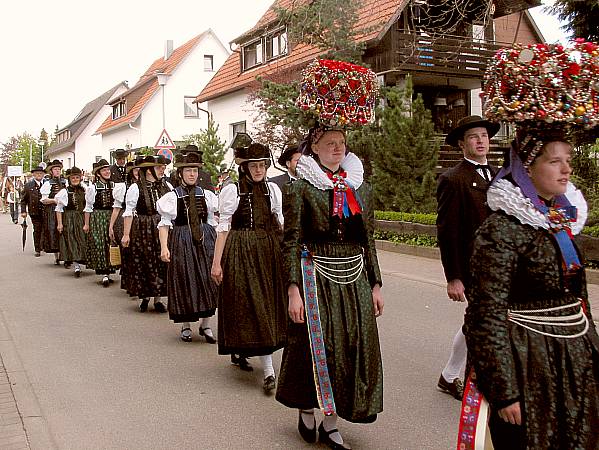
(157, 150), (219, 342)
(40, 160), (66, 265)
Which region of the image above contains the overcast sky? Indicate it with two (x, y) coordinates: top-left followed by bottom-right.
(0, 0), (567, 144)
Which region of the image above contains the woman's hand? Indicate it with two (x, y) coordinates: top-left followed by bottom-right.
(83, 224), (89, 233)
(288, 284), (305, 323)
(108, 226), (115, 241)
(57, 224), (63, 233)
(160, 247), (170, 263)
(372, 284), (384, 317)
(498, 402), (522, 425)
(211, 264), (223, 285)
(121, 235), (130, 248)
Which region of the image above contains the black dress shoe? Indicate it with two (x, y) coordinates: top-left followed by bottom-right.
(101, 276), (110, 287)
(199, 327), (217, 344)
(298, 410), (317, 443)
(437, 375), (464, 401)
(154, 302), (167, 313)
(230, 354), (253, 371)
(180, 327), (192, 342)
(34, 252), (41, 257)
(139, 298), (150, 312)
(318, 423), (351, 450)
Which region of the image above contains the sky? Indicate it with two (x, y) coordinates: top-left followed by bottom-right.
(0, 0), (568, 145)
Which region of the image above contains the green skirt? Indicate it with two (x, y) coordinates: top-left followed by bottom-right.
(59, 209), (86, 263)
(275, 242), (383, 423)
(85, 209), (115, 275)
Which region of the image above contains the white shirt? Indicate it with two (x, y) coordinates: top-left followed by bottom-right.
(464, 157), (492, 182)
(156, 188), (218, 228)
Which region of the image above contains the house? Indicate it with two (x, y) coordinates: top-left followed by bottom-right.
(196, 0), (544, 166)
(95, 29), (229, 157)
(45, 82), (128, 172)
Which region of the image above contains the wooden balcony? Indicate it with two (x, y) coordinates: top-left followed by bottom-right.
(365, 33), (503, 80)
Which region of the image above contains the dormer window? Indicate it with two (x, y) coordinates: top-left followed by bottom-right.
(112, 101), (126, 120)
(241, 27), (288, 72)
(57, 130), (71, 144)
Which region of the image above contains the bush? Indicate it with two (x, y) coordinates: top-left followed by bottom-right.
(375, 210), (436, 225)
(374, 230), (437, 247)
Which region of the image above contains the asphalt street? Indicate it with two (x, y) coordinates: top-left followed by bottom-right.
(0, 217), (596, 450)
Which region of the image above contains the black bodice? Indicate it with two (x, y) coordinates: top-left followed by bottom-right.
(48, 178), (66, 199)
(65, 186), (86, 212)
(93, 180), (114, 210)
(173, 186), (208, 226)
(136, 180), (170, 216)
(231, 179), (278, 231)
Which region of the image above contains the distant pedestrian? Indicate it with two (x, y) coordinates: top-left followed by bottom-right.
(6, 185), (19, 224)
(20, 166), (46, 256)
(269, 143), (301, 193)
(40, 160), (66, 265)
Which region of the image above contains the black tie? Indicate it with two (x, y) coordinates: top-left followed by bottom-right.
(478, 164), (491, 182)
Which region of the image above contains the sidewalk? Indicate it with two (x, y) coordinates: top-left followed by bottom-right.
(0, 356), (29, 450)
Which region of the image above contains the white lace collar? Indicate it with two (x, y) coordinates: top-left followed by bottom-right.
(487, 179), (586, 235)
(295, 152), (364, 191)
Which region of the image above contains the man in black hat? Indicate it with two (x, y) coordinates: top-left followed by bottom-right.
(110, 149), (130, 183)
(20, 166), (46, 256)
(436, 115), (500, 400)
(269, 144), (301, 192)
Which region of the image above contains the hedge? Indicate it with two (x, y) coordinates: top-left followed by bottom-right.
(374, 211), (436, 225)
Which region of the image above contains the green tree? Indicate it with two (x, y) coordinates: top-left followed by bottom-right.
(183, 113), (226, 183)
(571, 139), (599, 225)
(548, 0), (599, 41)
(370, 79), (439, 213)
(1, 133), (44, 173)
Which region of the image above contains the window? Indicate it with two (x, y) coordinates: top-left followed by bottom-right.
(266, 29), (288, 60)
(57, 130), (70, 143)
(112, 101), (126, 120)
(95, 156), (103, 163)
(184, 97), (199, 118)
(231, 121), (246, 140)
(242, 39), (263, 71)
(204, 55), (214, 72)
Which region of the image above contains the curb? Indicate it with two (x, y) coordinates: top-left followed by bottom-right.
(0, 309), (57, 450)
(375, 240), (599, 285)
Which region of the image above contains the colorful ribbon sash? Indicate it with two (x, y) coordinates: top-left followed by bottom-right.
(457, 372), (490, 450)
(327, 171), (362, 218)
(301, 248), (336, 416)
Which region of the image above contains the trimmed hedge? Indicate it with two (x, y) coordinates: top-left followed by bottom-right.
(583, 225), (599, 238)
(374, 230), (437, 247)
(374, 211), (436, 225)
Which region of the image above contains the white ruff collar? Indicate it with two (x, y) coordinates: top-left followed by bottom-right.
(295, 152), (364, 190)
(487, 179), (586, 235)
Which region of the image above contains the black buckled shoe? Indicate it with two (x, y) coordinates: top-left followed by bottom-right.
(101, 276), (110, 287)
(154, 302), (167, 313)
(180, 327), (192, 342)
(298, 410), (317, 443)
(318, 423), (351, 449)
(437, 375), (464, 401)
(230, 354), (253, 372)
(199, 327), (217, 344)
(139, 298), (150, 312)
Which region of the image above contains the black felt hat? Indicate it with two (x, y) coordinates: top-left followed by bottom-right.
(445, 115), (500, 147)
(234, 143), (271, 165)
(174, 151), (203, 168)
(111, 148), (130, 158)
(67, 167), (82, 177)
(277, 144), (301, 166)
(137, 155), (170, 168)
(31, 166), (45, 174)
(45, 159), (63, 172)
(92, 159), (111, 175)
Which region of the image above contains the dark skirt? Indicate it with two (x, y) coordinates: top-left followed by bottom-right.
(167, 223), (218, 322)
(218, 229), (287, 357)
(275, 242), (383, 423)
(85, 209), (115, 275)
(111, 209), (131, 293)
(59, 210), (86, 263)
(41, 204), (60, 254)
(127, 214), (167, 299)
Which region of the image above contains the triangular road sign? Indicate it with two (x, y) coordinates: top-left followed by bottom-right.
(154, 129), (176, 149)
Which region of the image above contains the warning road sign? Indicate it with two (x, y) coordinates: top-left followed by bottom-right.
(154, 129), (176, 149)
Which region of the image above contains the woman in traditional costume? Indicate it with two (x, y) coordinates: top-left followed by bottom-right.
(121, 155), (172, 312)
(275, 60), (383, 450)
(458, 42), (599, 450)
(210, 138), (286, 393)
(84, 159), (117, 287)
(157, 150), (219, 342)
(55, 167), (87, 277)
(40, 159), (66, 265)
(110, 160), (139, 295)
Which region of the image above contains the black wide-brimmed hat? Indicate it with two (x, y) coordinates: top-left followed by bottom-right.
(125, 161), (137, 173)
(277, 144), (300, 166)
(111, 148), (130, 158)
(445, 115), (500, 147)
(234, 143), (271, 165)
(31, 166), (45, 174)
(45, 159), (63, 172)
(174, 151), (203, 168)
(137, 155), (171, 168)
(92, 159), (111, 175)
(67, 167), (83, 177)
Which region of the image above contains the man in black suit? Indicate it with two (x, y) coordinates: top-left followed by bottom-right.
(436, 115), (500, 400)
(269, 144), (300, 192)
(20, 166), (46, 256)
(110, 148), (130, 183)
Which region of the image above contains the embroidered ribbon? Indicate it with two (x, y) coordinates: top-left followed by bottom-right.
(301, 248), (336, 416)
(457, 372), (490, 450)
(327, 171), (362, 218)
(543, 204), (581, 272)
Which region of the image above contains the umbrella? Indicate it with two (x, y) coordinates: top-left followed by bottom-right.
(21, 219), (28, 251)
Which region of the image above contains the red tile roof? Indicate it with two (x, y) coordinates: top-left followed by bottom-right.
(96, 31), (209, 134)
(196, 0), (407, 103)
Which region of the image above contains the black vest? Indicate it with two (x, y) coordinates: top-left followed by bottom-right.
(230, 180), (277, 231)
(93, 180), (114, 210)
(48, 178), (66, 199)
(173, 186), (208, 226)
(64, 186), (86, 212)
(136, 180), (170, 216)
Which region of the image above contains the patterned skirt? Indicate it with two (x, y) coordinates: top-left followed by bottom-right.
(275, 241), (383, 423)
(85, 209), (115, 275)
(218, 229), (287, 357)
(41, 204), (60, 254)
(166, 223), (218, 322)
(127, 214), (166, 299)
(59, 210), (86, 263)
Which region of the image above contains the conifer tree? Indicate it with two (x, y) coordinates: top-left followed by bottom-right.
(548, 0), (599, 41)
(183, 113), (226, 183)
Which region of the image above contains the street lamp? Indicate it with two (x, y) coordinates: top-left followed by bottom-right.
(38, 140), (45, 164)
(156, 72), (170, 131)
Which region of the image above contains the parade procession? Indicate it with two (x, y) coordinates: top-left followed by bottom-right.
(1, 1), (599, 449)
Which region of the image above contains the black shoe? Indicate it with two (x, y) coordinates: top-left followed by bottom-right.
(54, 259), (61, 266)
(298, 411), (317, 443)
(318, 423), (351, 449)
(74, 268), (81, 278)
(199, 327), (217, 344)
(139, 299), (149, 312)
(263, 375), (276, 393)
(102, 276), (110, 287)
(230, 354), (253, 372)
(64, 262), (72, 269)
(437, 375), (464, 401)
(34, 252), (41, 257)
(154, 302), (167, 313)
(180, 327), (192, 342)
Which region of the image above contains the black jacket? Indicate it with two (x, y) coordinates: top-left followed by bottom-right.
(20, 179), (44, 217)
(110, 164), (127, 183)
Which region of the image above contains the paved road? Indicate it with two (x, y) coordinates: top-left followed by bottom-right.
(0, 217), (597, 450)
